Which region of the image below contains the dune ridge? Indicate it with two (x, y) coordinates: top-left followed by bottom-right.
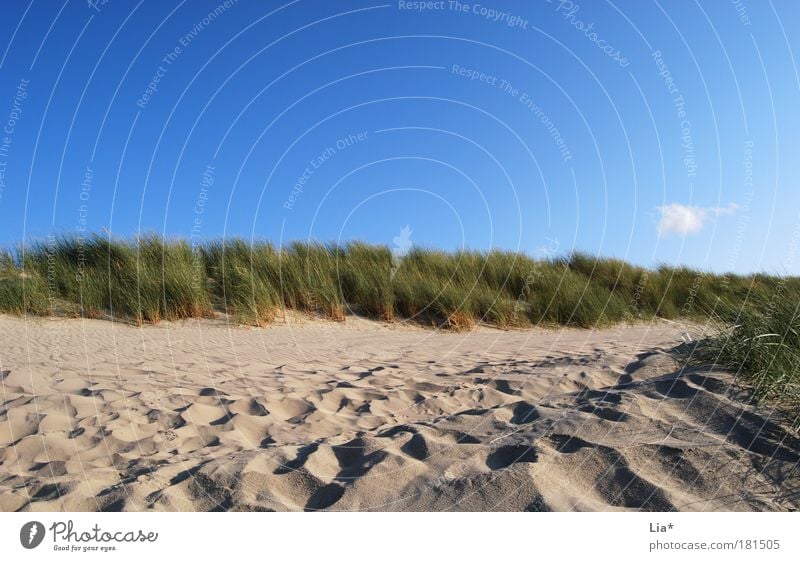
(0, 315), (797, 512)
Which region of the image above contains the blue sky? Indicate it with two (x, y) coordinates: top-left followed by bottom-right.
(0, 0), (798, 273)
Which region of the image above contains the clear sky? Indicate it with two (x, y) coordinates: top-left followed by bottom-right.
(0, 0), (798, 274)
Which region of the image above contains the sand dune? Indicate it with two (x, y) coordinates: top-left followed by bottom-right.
(0, 315), (797, 512)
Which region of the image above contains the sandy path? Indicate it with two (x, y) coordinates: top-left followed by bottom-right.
(0, 315), (797, 511)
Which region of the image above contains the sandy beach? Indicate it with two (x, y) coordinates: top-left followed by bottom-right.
(0, 315), (797, 512)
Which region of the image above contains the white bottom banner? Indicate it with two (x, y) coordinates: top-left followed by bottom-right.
(0, 512), (796, 561)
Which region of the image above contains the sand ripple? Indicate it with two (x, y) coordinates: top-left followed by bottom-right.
(1, 317), (797, 511)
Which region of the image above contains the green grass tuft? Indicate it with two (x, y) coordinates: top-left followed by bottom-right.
(688, 284), (800, 422)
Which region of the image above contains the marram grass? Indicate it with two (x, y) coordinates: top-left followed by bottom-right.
(687, 286), (800, 422)
(1, 235), (793, 328)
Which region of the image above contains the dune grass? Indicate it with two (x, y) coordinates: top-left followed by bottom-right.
(2, 234), (799, 415)
(688, 283), (800, 422)
(0, 234), (786, 329)
(0, 249), (49, 315)
(9, 235), (213, 323)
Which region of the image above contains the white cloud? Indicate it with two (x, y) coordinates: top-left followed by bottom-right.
(656, 202), (739, 238)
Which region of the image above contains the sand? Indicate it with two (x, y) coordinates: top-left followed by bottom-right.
(0, 314), (797, 512)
